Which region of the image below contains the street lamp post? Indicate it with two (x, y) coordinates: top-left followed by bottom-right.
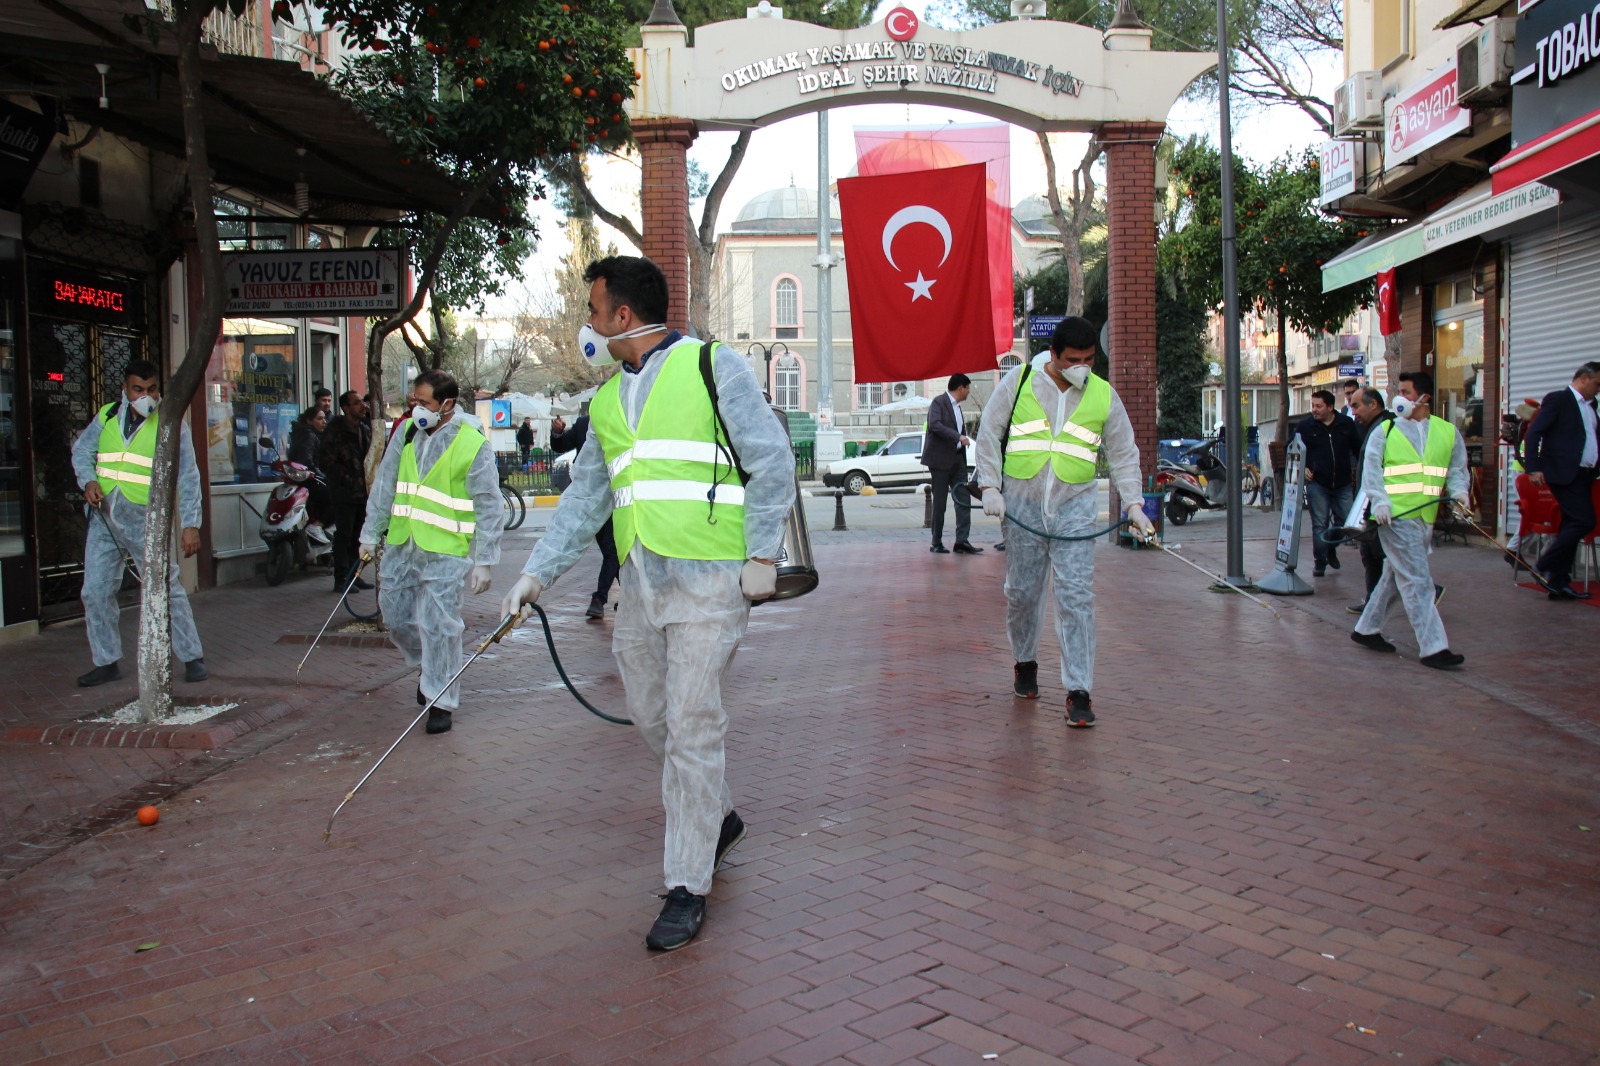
(745, 341), (791, 402)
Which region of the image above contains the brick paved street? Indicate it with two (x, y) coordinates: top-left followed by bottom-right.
(2, 500), (1598, 1064)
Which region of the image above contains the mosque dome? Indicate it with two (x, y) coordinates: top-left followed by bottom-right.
(731, 185), (842, 234)
(1013, 194), (1061, 237)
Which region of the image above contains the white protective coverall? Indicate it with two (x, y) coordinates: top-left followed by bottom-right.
(973, 353), (1143, 694)
(1353, 416), (1468, 656)
(361, 413), (503, 710)
(71, 403), (204, 667)
(519, 335), (794, 896)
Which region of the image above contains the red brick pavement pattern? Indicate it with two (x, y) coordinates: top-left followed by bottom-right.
(2, 522), (1599, 1064)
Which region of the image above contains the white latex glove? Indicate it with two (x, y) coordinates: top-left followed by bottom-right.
(468, 565), (492, 595)
(1372, 501), (1393, 525)
(1451, 495), (1473, 520)
(358, 542), (378, 562)
(982, 488), (1006, 519)
(741, 559), (777, 602)
(1126, 502), (1155, 539)
(501, 572), (544, 623)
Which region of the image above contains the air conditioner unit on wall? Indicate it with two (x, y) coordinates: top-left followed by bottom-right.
(1334, 71), (1383, 136)
(1457, 18), (1516, 106)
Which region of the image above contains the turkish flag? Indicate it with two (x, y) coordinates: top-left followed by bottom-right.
(1376, 268), (1400, 335)
(837, 162), (993, 384)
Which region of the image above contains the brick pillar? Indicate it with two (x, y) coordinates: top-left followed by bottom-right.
(1100, 121), (1165, 486)
(634, 118), (697, 332)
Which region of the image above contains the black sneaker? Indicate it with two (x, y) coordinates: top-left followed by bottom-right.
(1351, 630), (1396, 653)
(1346, 603), (1366, 615)
(645, 886), (705, 952)
(76, 662), (121, 688)
(1065, 690), (1095, 728)
(1327, 555), (1341, 570)
(1013, 660), (1039, 699)
(586, 595), (605, 620)
(183, 658), (208, 683)
(1420, 650), (1465, 670)
(1313, 564), (1327, 577)
(425, 708), (452, 734)
(715, 810), (745, 873)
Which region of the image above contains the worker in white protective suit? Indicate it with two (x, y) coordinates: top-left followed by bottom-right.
(1351, 370), (1469, 668)
(500, 256), (795, 953)
(71, 358), (207, 687)
(359, 369), (503, 734)
(973, 316), (1154, 728)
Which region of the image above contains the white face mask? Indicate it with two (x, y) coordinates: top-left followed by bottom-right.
(1391, 395), (1414, 419)
(411, 402), (447, 431)
(1062, 364), (1091, 389)
(129, 393), (156, 417)
(578, 321), (666, 366)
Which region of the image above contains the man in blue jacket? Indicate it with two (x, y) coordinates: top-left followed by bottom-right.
(1523, 361), (1600, 600)
(1294, 389), (1363, 577)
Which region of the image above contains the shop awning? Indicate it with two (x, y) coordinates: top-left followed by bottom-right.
(1435, 0), (1516, 30)
(0, 0), (476, 219)
(1322, 179), (1563, 291)
(1491, 111), (1600, 196)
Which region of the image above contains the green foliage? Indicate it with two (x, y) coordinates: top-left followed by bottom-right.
(1161, 138), (1376, 337)
(1155, 283), (1207, 437)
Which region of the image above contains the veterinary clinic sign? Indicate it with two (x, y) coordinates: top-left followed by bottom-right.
(1385, 58), (1470, 167)
(718, 7), (1084, 99)
(222, 248), (403, 317)
(1421, 181), (1561, 250)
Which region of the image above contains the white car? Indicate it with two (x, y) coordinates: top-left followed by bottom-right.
(820, 432), (973, 495)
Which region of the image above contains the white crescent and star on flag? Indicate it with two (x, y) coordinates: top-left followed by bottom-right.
(881, 205), (952, 303)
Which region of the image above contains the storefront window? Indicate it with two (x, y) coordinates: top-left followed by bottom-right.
(204, 321), (298, 485)
(1433, 285), (1485, 461)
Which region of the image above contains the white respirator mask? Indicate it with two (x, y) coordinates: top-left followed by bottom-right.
(1063, 364), (1091, 389)
(129, 394), (156, 417)
(1390, 395), (1415, 419)
(411, 403), (446, 431)
(578, 322), (666, 366)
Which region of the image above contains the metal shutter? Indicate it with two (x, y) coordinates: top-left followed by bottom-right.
(1509, 205), (1600, 404)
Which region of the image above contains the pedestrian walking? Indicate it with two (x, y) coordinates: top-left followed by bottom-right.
(71, 359), (207, 687)
(323, 391), (373, 591)
(972, 316), (1153, 728)
(1521, 361), (1599, 600)
(359, 370), (504, 734)
(1294, 389), (1362, 577)
(501, 255), (795, 952)
(516, 417), (536, 465)
(921, 373), (981, 555)
(1351, 371), (1469, 668)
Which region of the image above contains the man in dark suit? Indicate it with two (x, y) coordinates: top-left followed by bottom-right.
(1523, 361), (1600, 600)
(921, 374), (981, 554)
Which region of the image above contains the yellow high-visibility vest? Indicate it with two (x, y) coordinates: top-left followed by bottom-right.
(1003, 372), (1110, 483)
(386, 422), (485, 556)
(94, 402), (158, 505)
(591, 340), (747, 564)
(1382, 416), (1455, 523)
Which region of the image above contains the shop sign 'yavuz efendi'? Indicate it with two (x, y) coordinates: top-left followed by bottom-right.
(717, 6), (1083, 99)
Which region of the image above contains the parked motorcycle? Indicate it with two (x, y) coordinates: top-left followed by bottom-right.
(260, 459), (334, 586)
(1155, 438), (1228, 526)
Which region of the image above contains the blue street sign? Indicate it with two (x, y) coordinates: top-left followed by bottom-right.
(1337, 360), (1365, 377)
(1029, 315), (1064, 339)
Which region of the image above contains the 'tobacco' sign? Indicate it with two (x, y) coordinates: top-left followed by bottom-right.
(223, 249), (403, 317)
(1384, 58), (1470, 168)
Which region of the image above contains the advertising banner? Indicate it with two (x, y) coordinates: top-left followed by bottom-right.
(1385, 59), (1469, 168)
(223, 249), (403, 317)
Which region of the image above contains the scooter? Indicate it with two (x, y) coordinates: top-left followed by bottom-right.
(260, 459), (334, 586)
(1155, 438), (1228, 526)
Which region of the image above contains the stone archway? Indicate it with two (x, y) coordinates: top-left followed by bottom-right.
(624, 2), (1212, 478)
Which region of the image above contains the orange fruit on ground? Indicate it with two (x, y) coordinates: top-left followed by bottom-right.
(136, 806), (159, 826)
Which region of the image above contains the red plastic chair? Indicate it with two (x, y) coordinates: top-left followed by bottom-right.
(1580, 478), (1600, 588)
(1513, 473), (1561, 583)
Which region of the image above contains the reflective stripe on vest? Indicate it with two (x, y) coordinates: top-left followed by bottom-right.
(95, 402), (159, 505)
(1003, 373), (1110, 483)
(590, 340), (748, 564)
(1382, 416), (1455, 523)
(386, 423), (485, 556)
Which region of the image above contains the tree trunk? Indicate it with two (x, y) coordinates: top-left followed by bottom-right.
(689, 131), (752, 338)
(1037, 133), (1100, 317)
(137, 5), (229, 722)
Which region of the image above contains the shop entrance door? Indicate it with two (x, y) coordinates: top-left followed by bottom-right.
(29, 316), (141, 621)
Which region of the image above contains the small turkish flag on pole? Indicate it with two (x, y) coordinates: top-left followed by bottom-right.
(837, 162), (994, 384)
(1376, 267), (1400, 335)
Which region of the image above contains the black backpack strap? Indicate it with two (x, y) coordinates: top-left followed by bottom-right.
(700, 341), (749, 484)
(404, 422), (417, 446)
(998, 362), (1031, 460)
